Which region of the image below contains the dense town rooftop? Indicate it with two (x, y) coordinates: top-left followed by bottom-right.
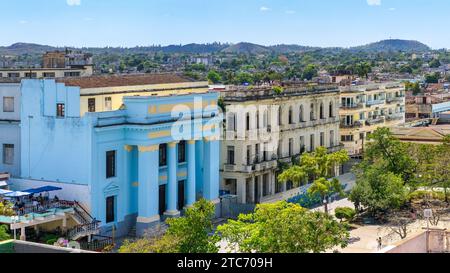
(56, 73), (200, 89)
(220, 83), (340, 102)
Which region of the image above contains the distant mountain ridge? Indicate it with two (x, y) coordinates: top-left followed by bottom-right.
(350, 39), (431, 53)
(0, 39), (433, 56)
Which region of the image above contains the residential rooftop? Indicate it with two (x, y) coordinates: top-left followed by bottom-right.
(57, 73), (199, 89)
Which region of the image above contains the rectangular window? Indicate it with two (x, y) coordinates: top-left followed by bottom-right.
(8, 72), (20, 78)
(227, 113), (236, 131)
(310, 134), (315, 152)
(320, 132), (325, 147)
(56, 103), (65, 118)
(106, 196), (115, 223)
(25, 72), (37, 78)
(105, 97), (112, 111)
(3, 97), (14, 112)
(88, 98), (96, 112)
(246, 146), (251, 165)
(106, 151), (116, 178)
(278, 140), (283, 158)
(341, 135), (354, 142)
(289, 138), (294, 157)
(263, 143), (268, 162)
(300, 136), (305, 153)
(227, 146), (235, 165)
(330, 130), (335, 147)
(159, 144), (167, 166)
(2, 144), (14, 165)
(43, 72), (56, 78)
(178, 141), (186, 163)
(64, 72), (81, 77)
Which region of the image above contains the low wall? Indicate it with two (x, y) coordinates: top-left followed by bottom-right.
(0, 240), (96, 253)
(383, 229), (449, 253)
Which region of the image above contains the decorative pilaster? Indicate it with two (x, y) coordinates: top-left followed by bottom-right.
(137, 145), (160, 230)
(165, 142), (180, 216)
(186, 140), (196, 207)
(202, 139), (220, 201)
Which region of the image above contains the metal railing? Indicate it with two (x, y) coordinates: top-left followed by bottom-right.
(67, 221), (100, 240)
(80, 236), (114, 252)
(14, 200), (74, 216)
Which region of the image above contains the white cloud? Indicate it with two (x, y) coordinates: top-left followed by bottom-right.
(389, 7), (396, 11)
(260, 6), (270, 12)
(67, 0), (81, 6)
(19, 20), (28, 24)
(367, 0), (381, 6)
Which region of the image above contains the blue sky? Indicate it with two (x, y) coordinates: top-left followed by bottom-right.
(1, 0), (448, 49)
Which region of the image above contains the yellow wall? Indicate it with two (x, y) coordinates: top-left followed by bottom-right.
(79, 82), (209, 115)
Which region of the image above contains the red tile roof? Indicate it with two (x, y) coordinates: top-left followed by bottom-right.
(57, 73), (196, 89)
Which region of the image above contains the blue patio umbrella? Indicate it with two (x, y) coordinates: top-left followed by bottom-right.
(24, 186), (63, 194)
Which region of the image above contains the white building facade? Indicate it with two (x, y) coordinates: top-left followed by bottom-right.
(339, 82), (406, 156)
(219, 84), (341, 204)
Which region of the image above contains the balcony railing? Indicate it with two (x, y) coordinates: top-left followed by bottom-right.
(366, 117), (386, 126)
(386, 97), (405, 103)
(386, 114), (405, 121)
(340, 103), (364, 110)
(340, 121), (363, 129)
(366, 100), (385, 107)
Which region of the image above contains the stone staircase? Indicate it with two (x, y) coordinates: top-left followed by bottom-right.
(67, 201), (101, 241)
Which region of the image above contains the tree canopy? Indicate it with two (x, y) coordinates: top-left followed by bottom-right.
(217, 201), (349, 253)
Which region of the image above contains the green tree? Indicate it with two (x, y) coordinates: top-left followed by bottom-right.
(425, 72), (440, 84)
(217, 201), (349, 253)
(308, 177), (345, 214)
(207, 70), (222, 84)
(119, 199), (219, 253)
(355, 62), (372, 79)
(421, 136), (450, 203)
(363, 127), (417, 187)
(429, 59), (441, 68)
(301, 64), (318, 81)
(278, 147), (349, 213)
(0, 225), (10, 242)
(350, 163), (408, 216)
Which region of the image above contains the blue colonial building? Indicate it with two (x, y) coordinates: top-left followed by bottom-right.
(18, 79), (221, 236)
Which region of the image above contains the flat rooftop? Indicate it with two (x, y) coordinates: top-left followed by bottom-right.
(57, 73), (198, 89)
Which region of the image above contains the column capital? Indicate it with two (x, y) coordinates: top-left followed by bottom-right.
(138, 145), (159, 153)
(187, 139), (196, 145)
(168, 142), (179, 148)
(124, 145), (134, 152)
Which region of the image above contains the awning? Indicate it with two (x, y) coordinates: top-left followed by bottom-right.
(4, 191), (31, 198)
(0, 189), (12, 195)
(0, 181), (9, 187)
(23, 186), (63, 194)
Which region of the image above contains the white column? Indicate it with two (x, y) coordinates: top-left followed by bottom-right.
(237, 178), (246, 204)
(20, 227), (26, 241)
(249, 177), (255, 203)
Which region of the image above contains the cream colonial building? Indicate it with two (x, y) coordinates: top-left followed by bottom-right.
(339, 82), (406, 156)
(56, 74), (210, 115)
(219, 84), (341, 204)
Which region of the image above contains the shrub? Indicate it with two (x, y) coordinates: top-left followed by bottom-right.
(0, 202), (15, 216)
(272, 86), (284, 95)
(408, 191), (446, 202)
(46, 239), (58, 245)
(334, 207), (357, 222)
(0, 225), (10, 241)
